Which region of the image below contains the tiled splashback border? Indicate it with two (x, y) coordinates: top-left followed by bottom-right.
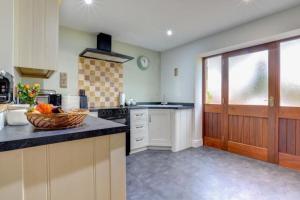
(78, 58), (123, 108)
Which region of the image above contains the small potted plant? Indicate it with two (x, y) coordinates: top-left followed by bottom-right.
(17, 83), (40, 109)
(6, 83), (41, 126)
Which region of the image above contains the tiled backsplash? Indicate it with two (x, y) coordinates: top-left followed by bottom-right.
(78, 58), (123, 107)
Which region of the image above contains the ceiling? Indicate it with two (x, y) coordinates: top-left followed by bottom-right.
(60, 0), (300, 51)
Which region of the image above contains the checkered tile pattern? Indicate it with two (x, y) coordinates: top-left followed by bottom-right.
(78, 58), (123, 108)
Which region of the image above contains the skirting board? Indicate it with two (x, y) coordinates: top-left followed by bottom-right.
(192, 139), (203, 148)
(148, 146), (171, 151)
(130, 146), (172, 154)
(130, 147), (148, 155)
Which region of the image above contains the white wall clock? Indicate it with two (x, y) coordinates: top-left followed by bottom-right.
(137, 56), (150, 70)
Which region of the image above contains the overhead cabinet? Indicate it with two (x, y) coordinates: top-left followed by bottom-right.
(0, 0), (13, 74)
(14, 0), (59, 78)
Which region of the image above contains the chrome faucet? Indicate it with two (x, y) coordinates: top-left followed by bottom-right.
(161, 94), (168, 105)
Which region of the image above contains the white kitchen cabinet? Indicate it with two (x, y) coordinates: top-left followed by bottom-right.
(130, 109), (149, 153)
(171, 109), (193, 152)
(130, 108), (193, 153)
(148, 109), (172, 147)
(14, 0), (59, 70)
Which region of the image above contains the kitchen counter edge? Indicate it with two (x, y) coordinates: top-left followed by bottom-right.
(89, 104), (194, 112)
(0, 116), (128, 152)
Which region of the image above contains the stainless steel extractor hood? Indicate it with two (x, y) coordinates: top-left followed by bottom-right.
(79, 33), (134, 63)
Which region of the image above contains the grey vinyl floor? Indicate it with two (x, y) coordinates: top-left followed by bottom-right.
(126, 147), (300, 200)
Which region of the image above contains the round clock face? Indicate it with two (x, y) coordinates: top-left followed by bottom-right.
(137, 56), (150, 70)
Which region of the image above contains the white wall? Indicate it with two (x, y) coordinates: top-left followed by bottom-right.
(0, 0), (13, 74)
(161, 5), (300, 147)
(22, 26), (161, 102)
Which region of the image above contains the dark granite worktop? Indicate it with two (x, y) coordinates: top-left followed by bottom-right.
(89, 102), (194, 112)
(128, 104), (194, 110)
(0, 116), (128, 152)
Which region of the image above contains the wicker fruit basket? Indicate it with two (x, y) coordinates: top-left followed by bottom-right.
(25, 109), (89, 129)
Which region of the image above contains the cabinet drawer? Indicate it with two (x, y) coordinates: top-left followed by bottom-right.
(130, 109), (148, 124)
(131, 133), (148, 150)
(131, 123), (148, 134)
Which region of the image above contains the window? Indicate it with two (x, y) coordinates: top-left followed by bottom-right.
(228, 50), (268, 105)
(205, 56), (222, 104)
(280, 38), (300, 107)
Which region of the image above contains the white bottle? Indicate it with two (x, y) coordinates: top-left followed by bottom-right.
(119, 93), (126, 107)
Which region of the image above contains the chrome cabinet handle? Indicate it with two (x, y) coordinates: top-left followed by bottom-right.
(136, 114), (144, 117)
(136, 125), (144, 129)
(136, 138), (143, 142)
(149, 115), (151, 123)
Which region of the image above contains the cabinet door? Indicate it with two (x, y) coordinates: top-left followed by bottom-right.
(95, 136), (110, 200)
(49, 138), (95, 200)
(110, 133), (126, 200)
(23, 146), (48, 200)
(14, 0), (59, 69)
(0, 0), (13, 74)
(172, 109), (193, 152)
(149, 109), (172, 146)
(0, 150), (23, 200)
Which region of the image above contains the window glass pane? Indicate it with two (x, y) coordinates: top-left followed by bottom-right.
(280, 38), (300, 107)
(229, 50), (268, 105)
(205, 56), (222, 104)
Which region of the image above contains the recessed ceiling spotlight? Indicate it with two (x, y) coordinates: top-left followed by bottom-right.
(166, 30), (173, 36)
(242, 0), (251, 3)
(84, 0), (93, 5)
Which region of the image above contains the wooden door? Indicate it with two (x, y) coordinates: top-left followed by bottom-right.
(203, 43), (278, 162)
(278, 37), (300, 170)
(224, 44), (277, 162)
(203, 55), (224, 149)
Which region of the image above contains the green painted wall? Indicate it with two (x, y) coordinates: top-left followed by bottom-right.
(113, 41), (161, 102)
(22, 26), (161, 102)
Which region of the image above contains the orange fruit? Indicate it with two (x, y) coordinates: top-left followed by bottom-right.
(36, 103), (53, 114)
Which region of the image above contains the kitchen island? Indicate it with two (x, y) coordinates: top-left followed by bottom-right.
(0, 116), (128, 200)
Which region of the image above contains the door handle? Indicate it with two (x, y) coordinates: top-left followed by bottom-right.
(269, 96), (274, 107)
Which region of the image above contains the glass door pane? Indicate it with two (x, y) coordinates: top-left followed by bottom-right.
(205, 56), (222, 104)
(228, 50), (269, 105)
(280, 38), (300, 107)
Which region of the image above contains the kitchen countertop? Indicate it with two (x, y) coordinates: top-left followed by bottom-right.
(0, 116), (128, 152)
(89, 103), (194, 111)
(127, 105), (194, 110)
